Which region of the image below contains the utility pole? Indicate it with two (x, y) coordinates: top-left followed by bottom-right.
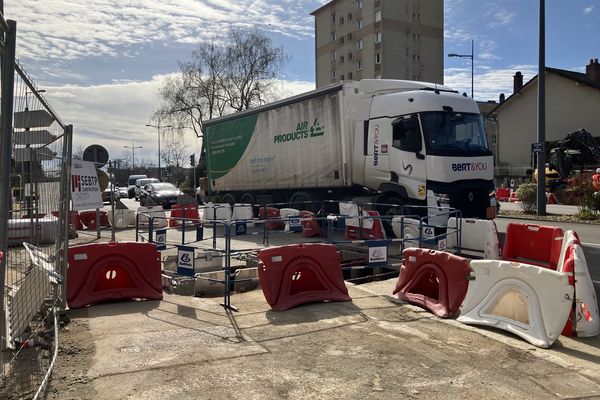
(145, 123), (172, 180)
(537, 0), (547, 215)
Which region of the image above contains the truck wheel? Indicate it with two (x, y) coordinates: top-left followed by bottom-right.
(377, 197), (405, 238)
(222, 194), (236, 206)
(290, 192), (316, 212)
(240, 193), (255, 206)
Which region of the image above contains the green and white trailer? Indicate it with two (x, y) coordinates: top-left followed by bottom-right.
(202, 79), (494, 218)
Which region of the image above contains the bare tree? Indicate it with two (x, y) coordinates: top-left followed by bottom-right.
(160, 136), (188, 185)
(153, 28), (288, 176)
(73, 145), (85, 160)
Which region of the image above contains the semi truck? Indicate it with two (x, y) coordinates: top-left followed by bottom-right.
(202, 79), (494, 219)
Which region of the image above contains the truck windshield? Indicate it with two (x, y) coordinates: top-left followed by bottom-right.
(420, 112), (491, 156)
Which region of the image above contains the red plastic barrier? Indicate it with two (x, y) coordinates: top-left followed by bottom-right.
(547, 193), (558, 204)
(67, 242), (162, 309)
(169, 205), (200, 227)
(257, 243), (351, 311)
(502, 223), (564, 270)
(345, 210), (385, 240)
(496, 187), (510, 201)
(259, 207), (285, 231)
(300, 211), (322, 238)
(509, 192), (518, 203)
(52, 210), (84, 230)
(560, 243), (577, 336)
(169, 204), (184, 227)
(79, 210), (111, 230)
(393, 248), (471, 318)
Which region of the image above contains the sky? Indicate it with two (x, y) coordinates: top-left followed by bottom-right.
(5, 0), (600, 163)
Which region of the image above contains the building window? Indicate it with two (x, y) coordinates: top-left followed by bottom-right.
(339, 36), (345, 45)
(356, 19), (362, 29)
(356, 0), (363, 9)
(357, 60), (363, 70)
(347, 33), (353, 40)
(375, 32), (382, 43)
(375, 53), (381, 64)
(375, 74), (382, 79)
(412, 55), (420, 63)
(348, 72), (353, 79)
(340, 55), (345, 63)
(356, 39), (363, 50)
(340, 74), (345, 81)
(375, 10), (382, 22)
(330, 12), (336, 24)
(348, 52), (353, 60)
(331, 31), (336, 41)
(331, 50), (336, 61)
(413, 75), (421, 81)
(412, 34), (421, 42)
(332, 69), (336, 79)
(340, 16), (344, 25)
(413, 13), (420, 22)
(348, 13), (353, 21)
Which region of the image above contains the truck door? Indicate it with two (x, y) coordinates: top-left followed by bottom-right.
(389, 114), (427, 202)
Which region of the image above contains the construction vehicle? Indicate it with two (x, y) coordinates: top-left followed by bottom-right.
(534, 129), (600, 192)
(202, 80), (495, 219)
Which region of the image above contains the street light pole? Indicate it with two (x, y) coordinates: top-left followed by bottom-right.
(448, 39), (475, 99)
(123, 143), (143, 172)
(145, 123), (172, 181)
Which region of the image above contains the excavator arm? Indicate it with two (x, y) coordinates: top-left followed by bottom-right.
(552, 129), (600, 178)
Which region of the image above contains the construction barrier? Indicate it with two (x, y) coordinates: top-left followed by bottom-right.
(67, 242), (162, 309)
(496, 188), (510, 202)
(502, 223), (564, 270)
(137, 206), (168, 228)
(391, 217), (421, 240)
(257, 243), (351, 311)
(447, 217), (501, 259)
(393, 248), (471, 318)
(232, 204), (255, 227)
(557, 233), (600, 337)
(203, 203), (232, 221)
(300, 211), (322, 238)
(107, 209), (136, 229)
(8, 216), (59, 246)
(169, 204), (200, 227)
(344, 209), (386, 240)
(79, 210), (111, 230)
(458, 259), (573, 348)
(280, 208), (301, 232)
(259, 206), (285, 231)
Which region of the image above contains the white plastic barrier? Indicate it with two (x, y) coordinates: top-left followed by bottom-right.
(137, 206), (168, 228)
(391, 217), (421, 240)
(8, 216), (58, 246)
(203, 202), (232, 221)
(232, 204), (255, 227)
(107, 209), (136, 228)
(280, 208), (301, 232)
(338, 202), (360, 227)
(162, 250), (223, 273)
(458, 260), (573, 348)
(447, 217), (501, 259)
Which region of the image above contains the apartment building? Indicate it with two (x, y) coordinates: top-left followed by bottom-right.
(311, 0), (444, 88)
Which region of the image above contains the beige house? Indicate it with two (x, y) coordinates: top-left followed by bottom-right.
(490, 59), (600, 176)
(311, 0), (443, 88)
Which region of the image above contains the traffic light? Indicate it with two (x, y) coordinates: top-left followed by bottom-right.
(190, 154), (195, 166)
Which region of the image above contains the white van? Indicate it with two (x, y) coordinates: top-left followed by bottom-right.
(127, 174), (147, 198)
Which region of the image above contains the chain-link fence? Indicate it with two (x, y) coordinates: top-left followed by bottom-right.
(0, 14), (73, 399)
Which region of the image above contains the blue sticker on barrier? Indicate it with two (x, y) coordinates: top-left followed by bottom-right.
(155, 229), (167, 251)
(367, 240), (389, 266)
(236, 221), (247, 236)
(288, 218), (302, 232)
(196, 225), (204, 241)
(177, 245), (195, 276)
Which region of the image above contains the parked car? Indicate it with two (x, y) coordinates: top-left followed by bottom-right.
(140, 182), (181, 208)
(117, 186), (128, 199)
(102, 186), (119, 204)
(127, 174), (147, 198)
(134, 178), (160, 200)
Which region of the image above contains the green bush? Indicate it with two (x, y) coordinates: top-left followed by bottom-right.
(516, 183), (537, 213)
(578, 183), (600, 217)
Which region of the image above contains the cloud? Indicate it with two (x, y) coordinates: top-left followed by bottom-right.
(583, 6), (594, 14)
(445, 64), (538, 102)
(42, 75), (314, 162)
(7, 0), (318, 63)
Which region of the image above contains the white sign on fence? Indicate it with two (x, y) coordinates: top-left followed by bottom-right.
(71, 160), (103, 211)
